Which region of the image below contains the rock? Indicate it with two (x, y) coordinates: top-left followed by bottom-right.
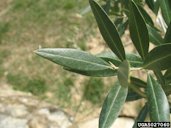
(0, 89), (74, 128)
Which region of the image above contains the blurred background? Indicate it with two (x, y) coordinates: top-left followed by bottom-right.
(0, 0), (118, 124)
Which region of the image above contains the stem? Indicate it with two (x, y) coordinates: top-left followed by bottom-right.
(129, 84), (146, 98)
(109, 61), (143, 71)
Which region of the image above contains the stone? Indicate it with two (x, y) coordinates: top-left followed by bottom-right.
(0, 88), (74, 128)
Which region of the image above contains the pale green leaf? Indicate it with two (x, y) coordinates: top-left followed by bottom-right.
(35, 48), (111, 71)
(99, 82), (128, 128)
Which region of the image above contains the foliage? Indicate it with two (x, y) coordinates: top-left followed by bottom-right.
(36, 0), (171, 127)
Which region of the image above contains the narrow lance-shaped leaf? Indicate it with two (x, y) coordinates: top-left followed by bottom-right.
(129, 0), (149, 60)
(89, 0), (126, 61)
(143, 43), (171, 70)
(99, 82), (128, 128)
(146, 74), (170, 121)
(164, 22), (171, 43)
(133, 103), (149, 128)
(117, 60), (130, 87)
(159, 0), (171, 26)
(147, 24), (163, 45)
(35, 48), (111, 71)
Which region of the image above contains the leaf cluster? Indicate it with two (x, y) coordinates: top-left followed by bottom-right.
(35, 0), (171, 127)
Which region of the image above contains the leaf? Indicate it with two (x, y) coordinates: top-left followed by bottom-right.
(117, 60), (130, 87)
(147, 24), (164, 45)
(146, 74), (170, 121)
(64, 67), (117, 77)
(133, 103), (149, 128)
(159, 0), (171, 26)
(164, 22), (171, 43)
(96, 51), (121, 66)
(129, 0), (149, 60)
(137, 5), (154, 26)
(126, 53), (143, 68)
(99, 82), (128, 128)
(35, 48), (111, 71)
(143, 43), (171, 70)
(153, 69), (165, 86)
(89, 0), (126, 61)
(164, 68), (171, 84)
(126, 90), (142, 101)
(97, 51), (143, 68)
(130, 77), (146, 88)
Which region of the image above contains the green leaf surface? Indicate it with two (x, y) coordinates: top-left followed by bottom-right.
(35, 48), (111, 71)
(159, 0), (171, 26)
(153, 69), (165, 86)
(164, 22), (171, 43)
(129, 0), (149, 60)
(146, 74), (170, 121)
(130, 77), (146, 88)
(147, 24), (163, 45)
(99, 82), (128, 128)
(64, 67), (116, 77)
(126, 90), (142, 101)
(133, 103), (149, 128)
(89, 0), (126, 61)
(137, 5), (153, 26)
(143, 43), (171, 70)
(97, 51), (143, 68)
(118, 60), (130, 87)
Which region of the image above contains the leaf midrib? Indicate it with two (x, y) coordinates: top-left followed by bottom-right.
(38, 52), (111, 70)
